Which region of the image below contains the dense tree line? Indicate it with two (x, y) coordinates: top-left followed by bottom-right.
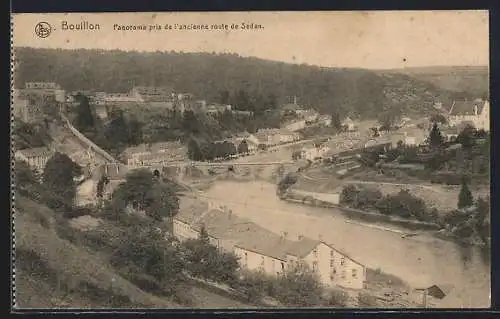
(187, 137), (249, 161)
(340, 185), (439, 222)
(14, 47), (472, 119)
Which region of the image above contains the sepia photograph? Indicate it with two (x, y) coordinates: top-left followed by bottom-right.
(11, 11), (490, 310)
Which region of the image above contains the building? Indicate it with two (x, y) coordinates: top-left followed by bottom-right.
(129, 86), (175, 102)
(284, 120), (306, 132)
(279, 129), (301, 144)
(14, 146), (55, 173)
(303, 110), (319, 123)
(447, 100), (490, 131)
(15, 82), (66, 122)
(103, 93), (143, 104)
(342, 117), (356, 131)
(120, 141), (187, 168)
(301, 144), (331, 161)
(93, 104), (109, 120)
(23, 82), (66, 103)
(317, 115), (332, 127)
(92, 163), (129, 200)
(254, 128), (284, 147)
(172, 199), (366, 290)
(205, 103), (232, 116)
(12, 89), (35, 122)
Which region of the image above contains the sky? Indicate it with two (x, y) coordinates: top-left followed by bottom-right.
(12, 11), (489, 69)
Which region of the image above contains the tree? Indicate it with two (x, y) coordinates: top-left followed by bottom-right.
(427, 123), (444, 149)
(181, 229), (239, 284)
(127, 116), (143, 146)
(456, 124), (476, 150)
(277, 173), (298, 196)
(430, 113), (447, 124)
(74, 94), (95, 132)
(330, 112), (342, 131)
(187, 138), (203, 161)
(117, 169), (155, 211)
(275, 262), (324, 307)
(15, 160), (42, 200)
(237, 140), (249, 154)
(458, 177), (474, 209)
(219, 90), (231, 105)
(182, 110), (200, 134)
(145, 180), (180, 220)
(340, 185), (359, 205)
(96, 174), (110, 200)
(105, 109), (129, 148)
(111, 226), (184, 294)
(42, 152), (82, 208)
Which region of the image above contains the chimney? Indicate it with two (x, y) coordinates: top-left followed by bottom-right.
(318, 234), (323, 242)
(298, 234), (304, 241)
(228, 209), (232, 219)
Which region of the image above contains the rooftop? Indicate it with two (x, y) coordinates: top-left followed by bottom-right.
(190, 207), (322, 261)
(449, 100), (487, 116)
(92, 163), (129, 181)
(16, 146), (53, 158)
(175, 197), (210, 225)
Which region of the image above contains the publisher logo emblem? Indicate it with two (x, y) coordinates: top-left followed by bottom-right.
(35, 22), (52, 38)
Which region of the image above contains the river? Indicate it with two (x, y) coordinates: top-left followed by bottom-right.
(203, 180), (490, 308)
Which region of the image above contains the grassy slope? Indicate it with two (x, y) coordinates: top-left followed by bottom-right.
(14, 196), (180, 309)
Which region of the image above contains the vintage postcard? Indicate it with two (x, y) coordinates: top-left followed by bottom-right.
(11, 11), (490, 310)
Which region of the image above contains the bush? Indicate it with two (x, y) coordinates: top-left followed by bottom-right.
(181, 237), (240, 285)
(326, 289), (349, 307)
(358, 292), (378, 307)
(340, 185), (382, 209)
(274, 263), (324, 307)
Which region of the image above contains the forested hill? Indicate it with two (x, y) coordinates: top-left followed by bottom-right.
(14, 47), (476, 118)
(378, 66), (489, 98)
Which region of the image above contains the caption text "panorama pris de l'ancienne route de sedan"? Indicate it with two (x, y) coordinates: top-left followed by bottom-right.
(58, 21), (263, 32)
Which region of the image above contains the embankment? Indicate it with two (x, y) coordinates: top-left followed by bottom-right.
(281, 190), (441, 232)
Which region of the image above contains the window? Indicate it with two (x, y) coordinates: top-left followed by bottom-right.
(340, 257), (345, 266)
(330, 250), (334, 258)
(312, 261), (318, 272)
(281, 262), (285, 270)
(341, 270), (346, 279)
(330, 259), (334, 268)
(352, 269), (357, 278)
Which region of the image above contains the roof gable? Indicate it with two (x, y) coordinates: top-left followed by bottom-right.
(449, 101), (486, 116)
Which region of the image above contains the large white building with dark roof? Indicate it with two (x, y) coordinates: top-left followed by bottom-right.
(447, 99), (490, 131)
(173, 198), (366, 290)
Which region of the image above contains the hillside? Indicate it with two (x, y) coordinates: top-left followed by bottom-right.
(14, 196), (181, 309)
(13, 47), (474, 119)
(378, 66), (488, 98)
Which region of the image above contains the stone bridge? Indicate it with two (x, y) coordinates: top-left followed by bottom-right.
(137, 160), (296, 180)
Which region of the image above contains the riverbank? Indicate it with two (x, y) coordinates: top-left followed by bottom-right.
(199, 180), (490, 308)
(281, 191), (489, 247)
(281, 190), (441, 232)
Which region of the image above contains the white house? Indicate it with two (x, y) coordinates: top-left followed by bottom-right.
(120, 141), (187, 168)
(15, 146), (55, 174)
(172, 199), (367, 290)
(342, 117), (356, 131)
(301, 144), (330, 161)
(284, 120), (306, 132)
(447, 100), (490, 132)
